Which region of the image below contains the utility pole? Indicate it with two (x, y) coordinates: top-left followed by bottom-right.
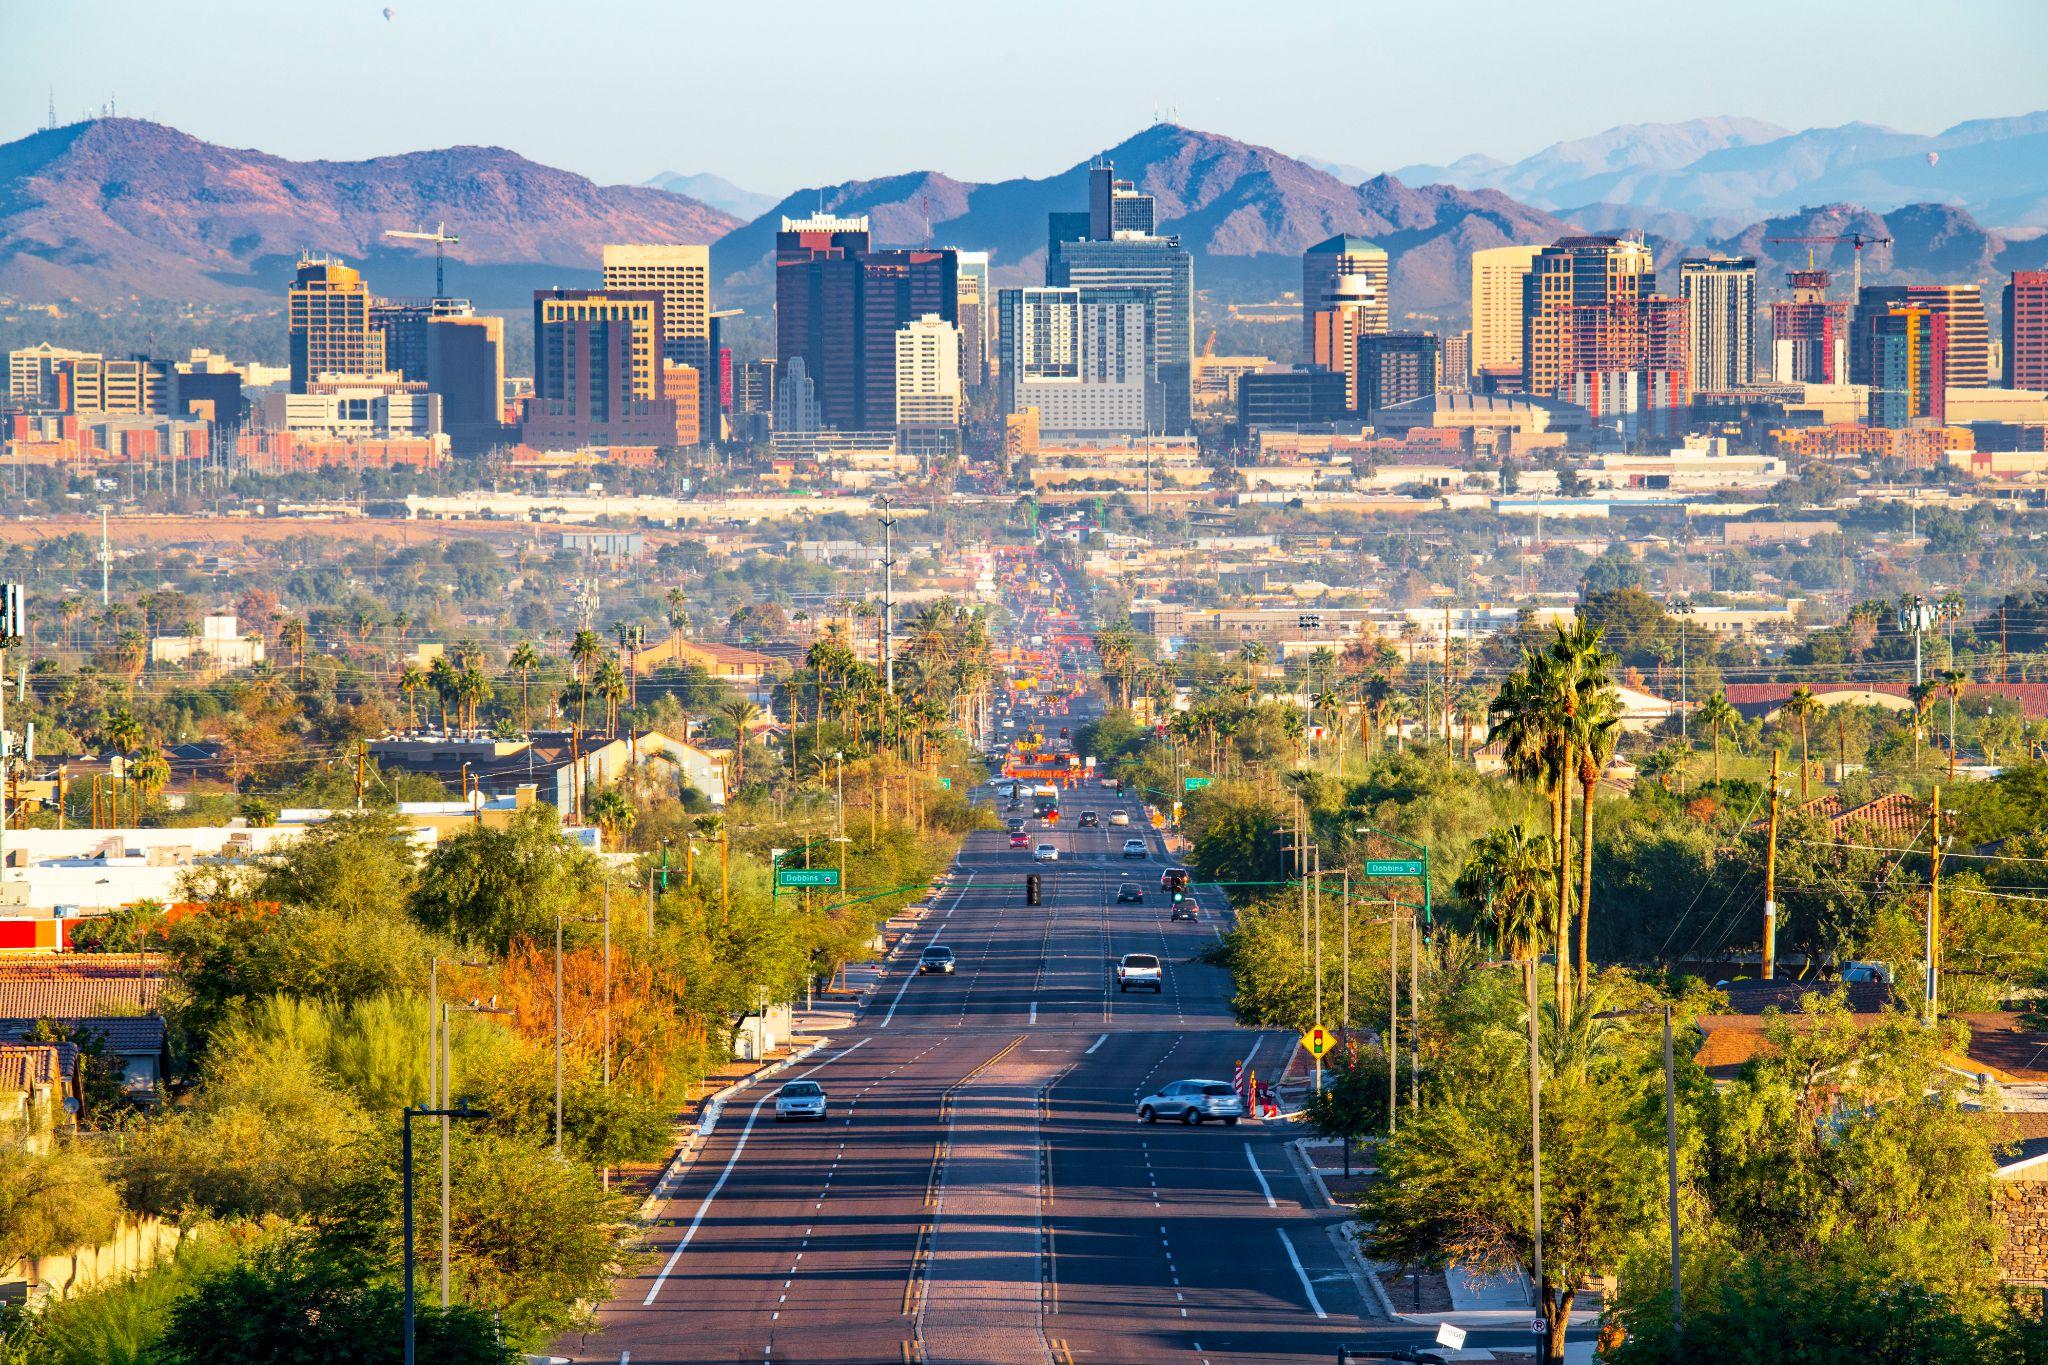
(1762, 749), (1781, 981)
(356, 740), (367, 811)
(1526, 958), (1545, 1355)
(1388, 906), (1399, 1136)
(98, 507), (111, 606)
(1926, 786), (1944, 1027)
(879, 496), (897, 696)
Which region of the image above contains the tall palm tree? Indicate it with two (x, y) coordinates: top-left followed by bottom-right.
(397, 664), (426, 730)
(1907, 680), (1939, 768)
(1783, 685), (1823, 800)
(595, 657), (629, 734)
(1455, 823), (1555, 960)
(1490, 646), (1577, 1011)
(569, 629), (605, 686)
(1238, 641), (1268, 689)
(588, 788), (637, 847)
(128, 748), (172, 807)
(279, 616), (308, 681)
(1556, 622), (1621, 997)
(1697, 691), (1738, 782)
(721, 698), (763, 791)
(100, 707), (146, 756)
(1939, 669), (1968, 779)
(427, 656), (460, 733)
(456, 664), (493, 733)
(1361, 674), (1393, 765)
(508, 641), (542, 731)
(664, 588), (691, 658)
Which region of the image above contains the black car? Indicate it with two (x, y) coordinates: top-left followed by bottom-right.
(1006, 818), (1026, 833)
(1116, 883), (1144, 903)
(1077, 811), (1100, 828)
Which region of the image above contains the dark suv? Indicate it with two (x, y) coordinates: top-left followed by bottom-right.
(1077, 811), (1100, 828)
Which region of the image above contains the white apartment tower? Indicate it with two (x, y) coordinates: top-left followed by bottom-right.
(895, 314), (964, 429)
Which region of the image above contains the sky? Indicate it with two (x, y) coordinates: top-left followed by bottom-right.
(5, 0), (2046, 195)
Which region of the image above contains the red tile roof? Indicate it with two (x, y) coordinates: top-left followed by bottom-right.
(1723, 681), (2048, 721)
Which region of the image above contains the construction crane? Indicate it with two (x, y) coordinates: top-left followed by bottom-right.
(1764, 231), (1893, 299)
(383, 222), (459, 301)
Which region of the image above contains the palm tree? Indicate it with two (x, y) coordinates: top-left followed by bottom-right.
(1697, 691), (1738, 782)
(1361, 674), (1393, 765)
(595, 656), (629, 734)
(508, 641), (542, 731)
(100, 707), (145, 756)
(128, 748), (171, 808)
(1237, 641), (1268, 689)
(1939, 669), (1968, 779)
(569, 628), (605, 685)
(1908, 680), (1939, 768)
(1555, 622), (1620, 996)
(1455, 824), (1555, 960)
(588, 788), (637, 847)
(721, 698), (763, 791)
(1635, 744), (1686, 793)
(456, 664), (493, 733)
(397, 664), (426, 730)
(1782, 685), (1823, 799)
(664, 588), (691, 658)
(427, 656), (460, 733)
(279, 616), (308, 681)
(1491, 647), (1578, 1010)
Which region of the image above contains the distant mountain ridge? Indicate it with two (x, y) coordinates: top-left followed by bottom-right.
(0, 118), (738, 306)
(1391, 111), (2048, 226)
(644, 171), (778, 220)
(710, 123), (1577, 321)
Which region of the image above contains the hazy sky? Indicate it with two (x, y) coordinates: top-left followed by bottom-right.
(7, 0), (2045, 193)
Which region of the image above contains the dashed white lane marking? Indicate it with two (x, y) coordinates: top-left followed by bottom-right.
(642, 1038), (870, 1304)
(1277, 1229), (1327, 1319)
(1085, 1032), (1108, 1055)
(1029, 1001), (1038, 1025)
(1245, 1143), (1277, 1209)
(879, 875), (975, 1028)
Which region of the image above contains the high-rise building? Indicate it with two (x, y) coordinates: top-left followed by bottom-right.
(1867, 305), (1946, 428)
(1562, 295), (1689, 433)
(775, 214), (957, 431)
(603, 244), (713, 367)
(288, 257), (384, 392)
(525, 288), (677, 448)
(998, 286), (1151, 437)
(1357, 333), (1441, 416)
(1046, 163), (1193, 431)
(371, 297), (473, 385)
(895, 314), (963, 433)
(1308, 264), (1380, 411)
(1089, 164), (1156, 238)
(1770, 269), (1849, 384)
(1440, 331), (1472, 393)
(2005, 270), (2048, 390)
(775, 356), (820, 434)
(1303, 236), (1390, 359)
(1521, 236), (1661, 399)
(55, 356), (171, 416)
(662, 362), (702, 446)
(7, 342), (95, 404)
(955, 252), (993, 388)
(1678, 255), (1757, 393)
(1852, 284), (1989, 390)
(1470, 245), (1542, 381)
(426, 314), (506, 456)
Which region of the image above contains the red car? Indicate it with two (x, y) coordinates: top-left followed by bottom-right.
(1009, 832), (1031, 849)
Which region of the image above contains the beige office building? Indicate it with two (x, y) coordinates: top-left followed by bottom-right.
(895, 314), (963, 428)
(288, 257), (384, 392)
(1470, 244), (1543, 379)
(602, 244), (711, 365)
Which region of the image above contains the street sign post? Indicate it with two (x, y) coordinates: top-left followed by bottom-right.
(776, 868), (841, 889)
(1364, 859), (1424, 879)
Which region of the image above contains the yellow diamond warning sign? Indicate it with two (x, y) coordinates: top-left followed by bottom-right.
(1301, 1025), (1337, 1058)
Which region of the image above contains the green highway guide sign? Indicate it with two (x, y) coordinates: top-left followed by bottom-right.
(1183, 777), (1211, 791)
(1365, 859), (1424, 878)
(776, 868), (841, 888)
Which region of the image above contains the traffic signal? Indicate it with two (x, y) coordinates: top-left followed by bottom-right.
(1026, 874), (1042, 906)
(1171, 888), (1184, 904)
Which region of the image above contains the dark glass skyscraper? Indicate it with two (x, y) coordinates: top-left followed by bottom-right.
(775, 214), (958, 431)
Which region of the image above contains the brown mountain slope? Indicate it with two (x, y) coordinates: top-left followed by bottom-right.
(0, 119), (738, 305)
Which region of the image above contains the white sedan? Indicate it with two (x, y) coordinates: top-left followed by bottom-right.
(1108, 810), (1130, 826)
(774, 1080), (827, 1121)
(1034, 843), (1059, 862)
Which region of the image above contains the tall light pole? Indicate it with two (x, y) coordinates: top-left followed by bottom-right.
(879, 496), (897, 696)
(403, 1102), (486, 1365)
(439, 997), (506, 1307)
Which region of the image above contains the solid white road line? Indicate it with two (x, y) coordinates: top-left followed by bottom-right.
(1245, 1143), (1277, 1209)
(1029, 1001), (1038, 1025)
(1277, 1228), (1327, 1319)
(879, 874), (975, 1028)
(642, 1039), (871, 1305)
(1085, 1032), (1108, 1055)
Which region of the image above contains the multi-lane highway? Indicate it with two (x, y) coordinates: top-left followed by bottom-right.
(573, 778), (1389, 1364)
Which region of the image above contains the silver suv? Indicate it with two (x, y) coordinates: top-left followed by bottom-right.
(1136, 1079), (1245, 1126)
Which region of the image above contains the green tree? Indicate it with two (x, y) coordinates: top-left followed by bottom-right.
(0, 1145), (122, 1266)
(410, 806), (605, 950)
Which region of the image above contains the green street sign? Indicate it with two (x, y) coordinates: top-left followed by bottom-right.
(938, 777), (952, 789)
(1183, 777), (1211, 791)
(1365, 859), (1424, 879)
(776, 868), (841, 889)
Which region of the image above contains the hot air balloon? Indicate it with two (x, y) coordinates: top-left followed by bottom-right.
(382, 5), (394, 18)
(1926, 151), (1939, 167)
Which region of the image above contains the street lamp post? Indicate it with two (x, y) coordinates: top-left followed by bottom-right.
(403, 1102), (487, 1365)
(1598, 1004), (1685, 1338)
(439, 997), (507, 1308)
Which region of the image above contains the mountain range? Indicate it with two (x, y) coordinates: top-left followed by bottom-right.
(1392, 112), (2048, 228)
(2, 116), (2045, 338)
(0, 119), (737, 307)
(642, 171), (778, 220)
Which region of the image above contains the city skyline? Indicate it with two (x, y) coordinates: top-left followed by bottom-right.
(6, 0), (2045, 194)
